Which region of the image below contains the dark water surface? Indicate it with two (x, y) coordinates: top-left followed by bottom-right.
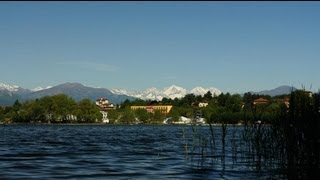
(0, 125), (285, 179)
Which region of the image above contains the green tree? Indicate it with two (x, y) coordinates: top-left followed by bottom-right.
(0, 107), (4, 122)
(203, 91), (213, 101)
(134, 108), (150, 123)
(181, 94), (196, 107)
(29, 100), (46, 122)
(225, 94), (242, 113)
(202, 103), (218, 123)
(75, 99), (102, 123)
(150, 110), (164, 124)
(120, 99), (132, 109)
(167, 107), (181, 122)
(11, 99), (23, 122)
(217, 93), (231, 107)
(107, 110), (120, 124)
(51, 94), (77, 122)
(12, 100), (22, 111)
(38, 96), (55, 122)
(161, 97), (172, 105)
(131, 99), (147, 106)
(119, 107), (135, 124)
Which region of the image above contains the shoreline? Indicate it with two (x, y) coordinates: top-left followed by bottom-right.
(1, 122), (267, 126)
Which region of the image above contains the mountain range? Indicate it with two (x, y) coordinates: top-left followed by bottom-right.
(110, 85), (222, 101)
(252, 85), (297, 97)
(0, 82), (135, 106)
(0, 82), (298, 106)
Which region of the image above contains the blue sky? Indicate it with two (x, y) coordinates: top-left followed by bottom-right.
(1, 2), (320, 93)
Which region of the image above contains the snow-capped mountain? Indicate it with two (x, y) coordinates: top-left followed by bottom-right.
(163, 85), (188, 99)
(32, 86), (53, 92)
(112, 87), (163, 100)
(0, 82), (20, 92)
(0, 82), (31, 95)
(0, 83), (32, 105)
(111, 85), (222, 101)
(190, 87), (208, 96)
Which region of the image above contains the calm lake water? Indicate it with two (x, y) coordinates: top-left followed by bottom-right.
(0, 124), (286, 179)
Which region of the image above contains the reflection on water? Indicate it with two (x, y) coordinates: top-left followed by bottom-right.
(0, 125), (287, 179)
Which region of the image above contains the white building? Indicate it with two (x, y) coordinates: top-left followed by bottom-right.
(100, 111), (109, 123)
(198, 102), (209, 108)
(96, 98), (115, 123)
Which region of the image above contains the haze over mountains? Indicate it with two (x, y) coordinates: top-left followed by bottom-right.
(0, 82), (298, 106)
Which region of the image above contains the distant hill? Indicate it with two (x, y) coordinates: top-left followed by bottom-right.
(24, 82), (135, 104)
(0, 83), (31, 106)
(253, 85), (297, 96)
(0, 90), (22, 106)
(0, 82), (135, 106)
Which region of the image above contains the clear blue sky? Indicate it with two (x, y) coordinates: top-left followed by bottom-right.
(1, 2), (320, 93)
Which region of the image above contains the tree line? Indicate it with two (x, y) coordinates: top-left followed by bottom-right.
(0, 94), (102, 123)
(108, 91), (292, 124)
(1, 89), (318, 125)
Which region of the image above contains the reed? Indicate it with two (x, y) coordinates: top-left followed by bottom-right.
(182, 89), (320, 179)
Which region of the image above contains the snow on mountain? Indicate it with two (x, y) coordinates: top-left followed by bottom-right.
(208, 87), (222, 96)
(111, 85), (222, 101)
(32, 86), (53, 92)
(191, 87), (221, 96)
(190, 87), (208, 96)
(112, 87), (163, 101)
(144, 87), (160, 94)
(110, 88), (141, 98)
(162, 85), (188, 99)
(140, 87), (161, 100)
(110, 88), (128, 95)
(0, 82), (20, 92)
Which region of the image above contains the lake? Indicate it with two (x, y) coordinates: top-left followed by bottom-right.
(0, 124), (286, 179)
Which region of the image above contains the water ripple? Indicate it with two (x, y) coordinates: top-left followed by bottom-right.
(0, 124), (285, 179)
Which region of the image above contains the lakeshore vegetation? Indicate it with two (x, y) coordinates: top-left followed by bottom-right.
(0, 89), (318, 125)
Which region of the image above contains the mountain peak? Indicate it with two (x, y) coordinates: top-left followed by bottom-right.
(57, 82), (85, 88)
(163, 85), (187, 98)
(255, 85), (297, 96)
(190, 87), (207, 96)
(0, 82), (20, 92)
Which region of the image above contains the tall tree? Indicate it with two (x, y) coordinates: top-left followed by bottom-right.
(75, 99), (102, 123)
(151, 110), (164, 124)
(119, 107), (135, 124)
(134, 108), (150, 123)
(204, 91), (213, 101)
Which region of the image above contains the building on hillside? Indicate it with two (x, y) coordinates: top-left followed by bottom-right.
(96, 98), (115, 123)
(96, 98), (115, 110)
(253, 98), (269, 105)
(131, 105), (173, 115)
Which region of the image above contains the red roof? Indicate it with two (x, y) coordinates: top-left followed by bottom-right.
(254, 98), (268, 103)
